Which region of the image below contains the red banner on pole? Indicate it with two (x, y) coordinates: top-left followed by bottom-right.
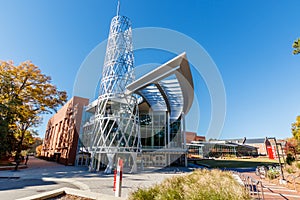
(267, 146), (274, 159)
(113, 169), (117, 191)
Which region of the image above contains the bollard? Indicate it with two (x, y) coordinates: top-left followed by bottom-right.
(115, 158), (123, 197)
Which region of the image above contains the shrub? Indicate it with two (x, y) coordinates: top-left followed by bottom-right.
(267, 168), (280, 180)
(286, 167), (295, 174)
(129, 169), (251, 200)
(296, 162), (300, 170)
(286, 153), (295, 165)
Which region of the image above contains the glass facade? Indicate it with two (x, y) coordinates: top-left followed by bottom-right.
(140, 111), (167, 149)
(140, 111), (183, 150)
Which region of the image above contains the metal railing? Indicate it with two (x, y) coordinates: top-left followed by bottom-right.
(286, 174), (300, 191)
(234, 172), (264, 199)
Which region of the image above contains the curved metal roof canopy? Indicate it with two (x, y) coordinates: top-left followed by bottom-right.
(126, 52), (194, 121)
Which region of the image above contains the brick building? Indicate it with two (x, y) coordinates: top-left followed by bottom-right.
(185, 132), (206, 144)
(243, 137), (271, 156)
(41, 96), (89, 165)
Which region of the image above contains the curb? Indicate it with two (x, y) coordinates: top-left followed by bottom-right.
(0, 165), (27, 171)
(16, 187), (125, 200)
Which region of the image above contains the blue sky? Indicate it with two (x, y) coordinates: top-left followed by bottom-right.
(1, 0), (300, 140)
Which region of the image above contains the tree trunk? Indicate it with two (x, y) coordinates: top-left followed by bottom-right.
(14, 130), (25, 171)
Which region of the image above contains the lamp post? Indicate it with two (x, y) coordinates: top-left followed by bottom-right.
(268, 137), (285, 181)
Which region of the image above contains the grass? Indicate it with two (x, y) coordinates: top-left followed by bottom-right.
(193, 157), (278, 168)
(129, 169), (251, 200)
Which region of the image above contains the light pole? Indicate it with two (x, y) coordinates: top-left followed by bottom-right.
(268, 137), (285, 181)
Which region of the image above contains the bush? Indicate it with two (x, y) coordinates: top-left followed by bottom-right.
(296, 162), (300, 169)
(267, 168), (280, 180)
(286, 167), (295, 174)
(286, 153), (295, 165)
(129, 169), (251, 200)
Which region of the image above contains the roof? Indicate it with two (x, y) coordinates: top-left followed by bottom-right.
(223, 138), (245, 144)
(244, 138), (266, 144)
(126, 52), (194, 120)
(189, 141), (258, 149)
(84, 53), (194, 122)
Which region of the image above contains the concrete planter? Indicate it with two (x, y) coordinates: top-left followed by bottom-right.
(16, 187), (124, 200)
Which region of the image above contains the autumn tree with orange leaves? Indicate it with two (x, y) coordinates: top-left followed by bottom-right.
(0, 61), (67, 169)
(293, 38), (300, 55)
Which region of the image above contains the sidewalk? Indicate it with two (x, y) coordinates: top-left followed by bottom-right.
(241, 172), (300, 199)
(0, 156), (182, 200)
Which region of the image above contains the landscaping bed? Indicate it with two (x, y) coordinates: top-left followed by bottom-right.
(47, 193), (93, 200)
(194, 157), (278, 169)
(129, 169), (251, 200)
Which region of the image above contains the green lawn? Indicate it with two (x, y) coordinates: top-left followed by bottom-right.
(192, 157), (279, 168)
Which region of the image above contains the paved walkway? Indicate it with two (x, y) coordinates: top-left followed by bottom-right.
(241, 172), (300, 199)
(3, 157), (298, 199)
(0, 156), (184, 200)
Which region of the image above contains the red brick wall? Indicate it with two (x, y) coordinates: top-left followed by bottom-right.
(41, 96), (89, 165)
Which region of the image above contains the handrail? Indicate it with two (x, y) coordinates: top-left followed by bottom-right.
(294, 176), (300, 191)
(286, 174), (296, 191)
(233, 171), (264, 199)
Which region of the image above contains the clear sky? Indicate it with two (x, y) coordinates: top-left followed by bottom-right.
(1, 0), (300, 140)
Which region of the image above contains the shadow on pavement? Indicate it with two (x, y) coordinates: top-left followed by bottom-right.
(0, 178), (57, 191)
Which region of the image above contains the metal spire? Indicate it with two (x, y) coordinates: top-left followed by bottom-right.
(117, 0), (120, 16)
(89, 0), (140, 173)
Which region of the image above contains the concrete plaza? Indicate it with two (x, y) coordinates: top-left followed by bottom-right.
(0, 156), (186, 200)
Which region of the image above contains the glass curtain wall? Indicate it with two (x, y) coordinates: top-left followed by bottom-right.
(140, 111), (167, 149)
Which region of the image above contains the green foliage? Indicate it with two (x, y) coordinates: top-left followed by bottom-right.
(286, 167), (295, 174)
(286, 153), (296, 165)
(28, 137), (43, 154)
(267, 168), (280, 180)
(296, 162), (300, 169)
(291, 116), (300, 143)
(0, 61), (67, 161)
(129, 169), (251, 200)
(0, 105), (17, 159)
(293, 38), (300, 55)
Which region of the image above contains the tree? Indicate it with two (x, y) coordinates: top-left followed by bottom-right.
(293, 38), (300, 55)
(292, 116), (300, 141)
(35, 145), (43, 157)
(286, 137), (299, 157)
(28, 137), (43, 155)
(0, 61), (67, 169)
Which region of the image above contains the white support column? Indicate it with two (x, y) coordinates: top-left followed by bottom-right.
(105, 153), (115, 174)
(130, 152), (137, 173)
(182, 112), (186, 149)
(89, 152), (95, 172)
(97, 153), (101, 171)
(167, 111), (171, 166)
(182, 112), (187, 167)
(167, 112), (170, 148)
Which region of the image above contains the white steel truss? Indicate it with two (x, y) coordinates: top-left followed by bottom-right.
(89, 11), (140, 173)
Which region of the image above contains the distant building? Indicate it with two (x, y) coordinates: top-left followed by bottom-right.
(222, 138), (244, 144)
(187, 140), (258, 159)
(41, 96), (89, 165)
(186, 137), (285, 159)
(242, 137), (271, 156)
(185, 132), (205, 143)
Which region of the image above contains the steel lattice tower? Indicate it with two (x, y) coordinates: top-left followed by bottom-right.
(89, 1), (140, 173)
